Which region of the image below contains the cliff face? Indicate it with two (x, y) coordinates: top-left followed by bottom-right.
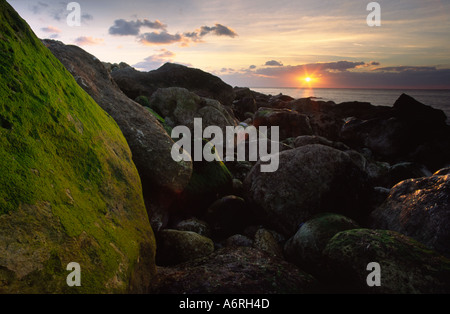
(0, 0), (155, 293)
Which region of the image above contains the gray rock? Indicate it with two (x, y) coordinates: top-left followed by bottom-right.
(244, 144), (370, 236)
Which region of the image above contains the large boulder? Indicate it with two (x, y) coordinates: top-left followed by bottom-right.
(0, 1), (155, 293)
(149, 247), (319, 294)
(323, 229), (450, 293)
(149, 87), (237, 132)
(244, 144), (370, 236)
(371, 171), (450, 255)
(112, 62), (235, 107)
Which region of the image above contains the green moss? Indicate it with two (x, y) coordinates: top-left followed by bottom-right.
(0, 0), (155, 293)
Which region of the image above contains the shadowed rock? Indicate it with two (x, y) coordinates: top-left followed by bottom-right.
(112, 62), (235, 107)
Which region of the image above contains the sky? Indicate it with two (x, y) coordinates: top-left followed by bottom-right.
(8, 0), (450, 89)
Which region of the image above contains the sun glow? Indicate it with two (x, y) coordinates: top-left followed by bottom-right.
(305, 77), (312, 83)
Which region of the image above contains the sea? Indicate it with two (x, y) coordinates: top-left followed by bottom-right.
(251, 88), (450, 124)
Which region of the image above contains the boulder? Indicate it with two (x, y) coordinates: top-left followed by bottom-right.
(112, 62), (235, 107)
(156, 230), (214, 266)
(150, 247), (319, 294)
(149, 87), (237, 132)
(244, 144), (370, 236)
(323, 229), (450, 293)
(253, 107), (313, 140)
(371, 172), (450, 255)
(0, 2), (155, 293)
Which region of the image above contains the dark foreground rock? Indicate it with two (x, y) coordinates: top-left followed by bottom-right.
(371, 171), (450, 255)
(323, 229), (450, 294)
(244, 144), (370, 236)
(150, 247), (319, 294)
(112, 62), (235, 107)
(0, 2), (155, 293)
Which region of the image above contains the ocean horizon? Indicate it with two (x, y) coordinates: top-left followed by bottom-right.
(251, 87), (450, 124)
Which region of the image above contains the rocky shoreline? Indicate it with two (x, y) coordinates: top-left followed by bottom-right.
(1, 1), (449, 293)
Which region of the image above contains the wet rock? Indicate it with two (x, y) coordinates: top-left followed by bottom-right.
(371, 172), (450, 255)
(323, 229), (450, 293)
(244, 144), (370, 236)
(150, 247), (319, 294)
(156, 230), (214, 266)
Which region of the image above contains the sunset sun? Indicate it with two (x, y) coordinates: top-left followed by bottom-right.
(305, 77), (311, 83)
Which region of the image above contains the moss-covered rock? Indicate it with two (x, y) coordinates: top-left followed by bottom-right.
(0, 0), (155, 293)
(322, 229), (450, 293)
(284, 213), (359, 273)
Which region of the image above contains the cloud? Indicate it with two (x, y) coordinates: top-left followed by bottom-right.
(74, 36), (104, 46)
(109, 19), (167, 36)
(114, 20), (238, 46)
(183, 24), (238, 42)
(41, 26), (61, 33)
(133, 49), (176, 71)
(265, 60), (283, 67)
(139, 32), (184, 45)
(199, 24), (238, 37)
(373, 66), (437, 72)
(249, 65), (257, 69)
